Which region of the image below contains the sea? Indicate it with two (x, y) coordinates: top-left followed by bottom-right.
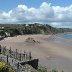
(40, 33), (72, 72)
(56, 33), (72, 39)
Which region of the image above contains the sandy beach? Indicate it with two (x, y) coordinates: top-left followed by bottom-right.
(0, 34), (72, 72)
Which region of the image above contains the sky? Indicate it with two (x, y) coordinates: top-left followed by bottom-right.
(0, 0), (72, 28)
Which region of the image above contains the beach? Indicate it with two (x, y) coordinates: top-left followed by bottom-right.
(0, 34), (72, 72)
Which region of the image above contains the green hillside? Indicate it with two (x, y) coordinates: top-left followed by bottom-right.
(0, 23), (72, 36)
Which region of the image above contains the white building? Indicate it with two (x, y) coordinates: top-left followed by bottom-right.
(5, 32), (10, 37)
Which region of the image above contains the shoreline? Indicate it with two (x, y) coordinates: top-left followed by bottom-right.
(0, 34), (72, 72)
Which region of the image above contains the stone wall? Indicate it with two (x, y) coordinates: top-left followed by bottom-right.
(20, 59), (39, 69)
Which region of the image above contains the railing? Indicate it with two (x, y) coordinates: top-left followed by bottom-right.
(0, 46), (38, 72)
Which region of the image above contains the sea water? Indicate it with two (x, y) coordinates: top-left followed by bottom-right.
(56, 33), (72, 39)
(40, 33), (72, 72)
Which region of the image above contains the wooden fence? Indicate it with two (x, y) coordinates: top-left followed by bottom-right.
(0, 45), (38, 72)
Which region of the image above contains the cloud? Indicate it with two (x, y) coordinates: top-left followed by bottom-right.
(0, 2), (72, 28)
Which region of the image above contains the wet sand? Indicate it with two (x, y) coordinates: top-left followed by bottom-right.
(0, 34), (72, 72)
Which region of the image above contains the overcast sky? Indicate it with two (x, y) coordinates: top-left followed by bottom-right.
(0, 0), (72, 28)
